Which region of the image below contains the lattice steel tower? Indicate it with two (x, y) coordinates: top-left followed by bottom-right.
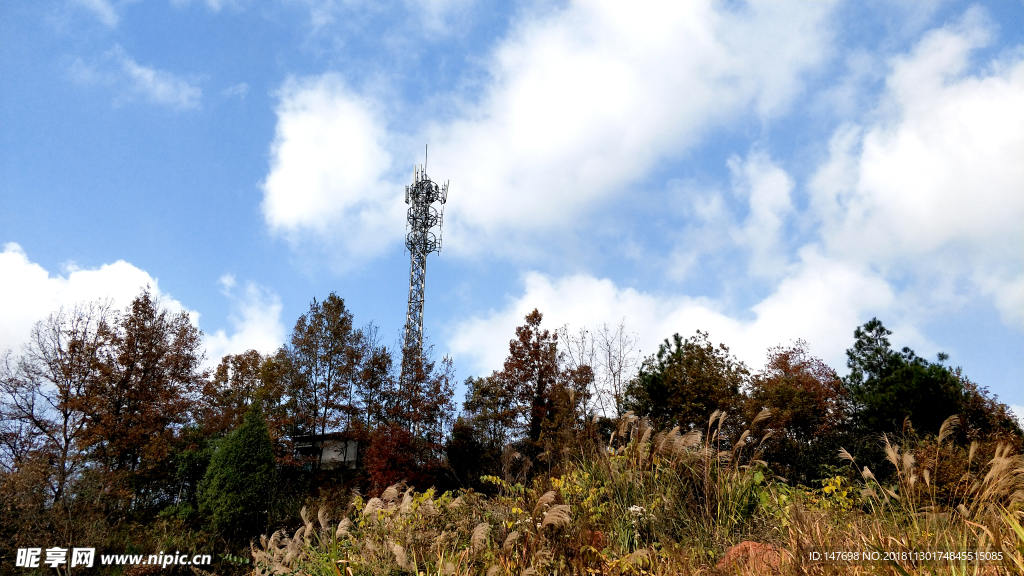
(401, 153), (448, 380)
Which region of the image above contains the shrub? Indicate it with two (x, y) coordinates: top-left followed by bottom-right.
(198, 403), (276, 541)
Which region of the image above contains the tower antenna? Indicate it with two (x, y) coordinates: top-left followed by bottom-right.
(400, 147), (448, 387)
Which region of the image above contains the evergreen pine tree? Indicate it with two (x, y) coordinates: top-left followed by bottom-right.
(844, 318), (965, 435)
(198, 403), (276, 539)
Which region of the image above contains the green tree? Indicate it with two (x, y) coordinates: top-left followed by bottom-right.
(444, 415), (494, 490)
(199, 349), (296, 464)
(198, 403), (276, 540)
(452, 375), (519, 488)
(843, 318), (965, 435)
(461, 375), (518, 450)
(624, 330), (747, 432)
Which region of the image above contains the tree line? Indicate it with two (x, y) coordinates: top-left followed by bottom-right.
(1, 288), (1020, 561)
(0, 289), (454, 556)
(454, 313), (1021, 492)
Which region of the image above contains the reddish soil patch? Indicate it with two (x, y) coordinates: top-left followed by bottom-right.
(716, 541), (782, 574)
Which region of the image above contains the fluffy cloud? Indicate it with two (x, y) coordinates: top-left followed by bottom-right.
(809, 11), (1024, 324)
(262, 1), (833, 257)
(449, 250), (895, 377)
(449, 8), (1023, 389)
(0, 243), (191, 355)
(431, 1), (830, 255)
(204, 275), (287, 366)
(0, 244), (286, 369)
(261, 74), (403, 259)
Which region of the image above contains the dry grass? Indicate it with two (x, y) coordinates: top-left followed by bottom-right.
(252, 414), (1024, 575)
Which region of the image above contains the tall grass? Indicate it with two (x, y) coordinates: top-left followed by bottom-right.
(252, 414), (1024, 575)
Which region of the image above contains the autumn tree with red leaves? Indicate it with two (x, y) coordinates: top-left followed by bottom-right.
(285, 293), (366, 438)
(745, 340), (849, 483)
(363, 342), (455, 494)
(202, 350), (266, 436)
(77, 290), (206, 513)
(199, 349), (295, 466)
(461, 310), (592, 470)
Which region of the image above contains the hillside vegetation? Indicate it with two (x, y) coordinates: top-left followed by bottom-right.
(1, 289), (1021, 575)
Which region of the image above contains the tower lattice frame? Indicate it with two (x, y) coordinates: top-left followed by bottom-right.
(401, 161), (448, 382)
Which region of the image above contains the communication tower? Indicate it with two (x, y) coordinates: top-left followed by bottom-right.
(400, 149), (448, 382)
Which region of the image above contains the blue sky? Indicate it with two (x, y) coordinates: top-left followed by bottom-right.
(1, 1), (1021, 419)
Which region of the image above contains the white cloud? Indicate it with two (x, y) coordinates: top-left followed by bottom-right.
(204, 275), (286, 365)
(71, 46), (202, 111)
(260, 4), (1020, 404)
(0, 243), (191, 355)
(429, 1), (831, 255)
(72, 0), (119, 27)
(809, 11), (1024, 324)
(113, 47), (202, 110)
(262, 1), (833, 258)
(728, 152), (795, 277)
(449, 250), (894, 377)
(0, 244), (285, 370)
(261, 74), (403, 259)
